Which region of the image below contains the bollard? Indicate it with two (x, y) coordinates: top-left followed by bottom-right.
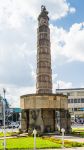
(61, 128), (65, 148)
(33, 129), (37, 150)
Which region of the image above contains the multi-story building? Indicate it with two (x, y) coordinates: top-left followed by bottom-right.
(56, 88), (84, 122)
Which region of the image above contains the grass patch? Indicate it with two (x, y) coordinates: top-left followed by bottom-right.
(0, 132), (11, 137)
(0, 136), (83, 149)
(72, 127), (84, 132)
(71, 128), (84, 137)
(0, 132), (19, 137)
(43, 137), (84, 148)
(0, 137), (61, 149)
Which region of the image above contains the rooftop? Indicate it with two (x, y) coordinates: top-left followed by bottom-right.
(56, 88), (84, 92)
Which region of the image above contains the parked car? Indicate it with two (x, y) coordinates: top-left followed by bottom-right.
(8, 122), (19, 128)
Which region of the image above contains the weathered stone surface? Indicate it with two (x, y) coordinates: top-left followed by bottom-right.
(36, 5), (52, 94)
(20, 94), (68, 109)
(20, 93), (70, 133)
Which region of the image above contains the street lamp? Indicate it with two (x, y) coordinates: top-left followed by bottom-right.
(61, 128), (65, 148)
(33, 129), (37, 150)
(3, 88), (6, 150)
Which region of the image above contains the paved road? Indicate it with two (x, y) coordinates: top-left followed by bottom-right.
(71, 124), (84, 128)
(0, 128), (19, 133)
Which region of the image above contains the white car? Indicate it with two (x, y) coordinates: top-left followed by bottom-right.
(8, 122), (19, 128)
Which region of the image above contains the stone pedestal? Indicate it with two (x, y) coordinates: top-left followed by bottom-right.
(20, 93), (71, 133)
(42, 109), (55, 132)
(21, 108), (55, 133)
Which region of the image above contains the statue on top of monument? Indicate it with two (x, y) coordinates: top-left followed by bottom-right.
(41, 5), (48, 15)
(38, 5), (49, 20)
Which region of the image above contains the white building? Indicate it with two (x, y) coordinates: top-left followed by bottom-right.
(56, 88), (84, 121)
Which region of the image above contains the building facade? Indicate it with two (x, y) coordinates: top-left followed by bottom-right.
(56, 88), (84, 122)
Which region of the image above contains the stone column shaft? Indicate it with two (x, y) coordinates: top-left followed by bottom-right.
(36, 6), (52, 94)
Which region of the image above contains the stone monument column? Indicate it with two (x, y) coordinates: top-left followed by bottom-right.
(20, 6), (71, 134)
(36, 5), (52, 94)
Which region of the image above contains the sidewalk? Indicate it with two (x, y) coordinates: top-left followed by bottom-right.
(53, 135), (84, 143)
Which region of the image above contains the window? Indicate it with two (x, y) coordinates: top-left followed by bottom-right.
(78, 99), (81, 103)
(81, 98), (84, 103)
(74, 99), (77, 103)
(71, 99), (73, 103)
(67, 93), (70, 96)
(74, 108), (77, 111)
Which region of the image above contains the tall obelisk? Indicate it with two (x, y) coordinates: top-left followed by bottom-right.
(20, 6), (71, 134)
(36, 6), (52, 94)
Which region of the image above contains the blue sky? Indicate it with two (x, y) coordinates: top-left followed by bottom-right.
(0, 0), (84, 107)
(54, 0), (84, 29)
(56, 61), (84, 86)
(52, 0), (84, 88)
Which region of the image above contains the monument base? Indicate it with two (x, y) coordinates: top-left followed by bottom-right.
(20, 93), (71, 133)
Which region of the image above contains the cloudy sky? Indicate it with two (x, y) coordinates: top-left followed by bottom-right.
(0, 0), (84, 107)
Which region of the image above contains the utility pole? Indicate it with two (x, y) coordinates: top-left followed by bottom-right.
(3, 88), (6, 150)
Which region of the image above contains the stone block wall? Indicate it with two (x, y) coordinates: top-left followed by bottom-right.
(20, 94), (71, 133)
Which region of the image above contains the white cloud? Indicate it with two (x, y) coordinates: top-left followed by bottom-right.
(69, 7), (76, 14)
(52, 73), (58, 81)
(46, 0), (76, 20)
(0, 16), (36, 107)
(0, 0), (75, 29)
(0, 0), (77, 107)
(52, 73), (73, 93)
(0, 83), (35, 107)
(53, 80), (73, 93)
(50, 22), (84, 63)
(80, 84), (84, 88)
